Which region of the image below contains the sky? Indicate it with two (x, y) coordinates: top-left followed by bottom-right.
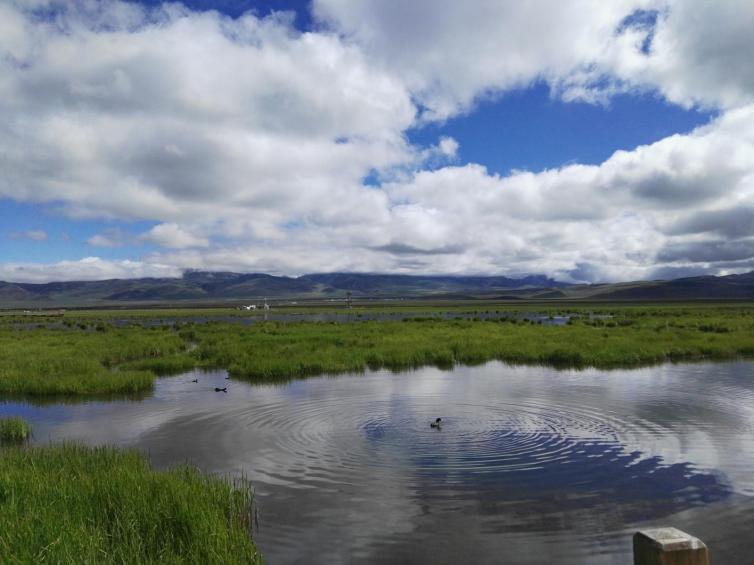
(1, 0), (753, 284)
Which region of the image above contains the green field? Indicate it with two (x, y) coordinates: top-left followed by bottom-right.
(2, 302), (753, 393)
(0, 442), (261, 564)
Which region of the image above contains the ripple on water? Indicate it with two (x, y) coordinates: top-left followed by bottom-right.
(140, 383), (732, 512)
(5, 361), (753, 564)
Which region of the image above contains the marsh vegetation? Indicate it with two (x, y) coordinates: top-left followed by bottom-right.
(0, 416), (32, 444)
(2, 303), (753, 394)
(0, 325), (188, 395)
(1, 302), (753, 562)
(0, 444), (261, 564)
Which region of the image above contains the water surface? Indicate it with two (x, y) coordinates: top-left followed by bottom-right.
(3, 361), (753, 564)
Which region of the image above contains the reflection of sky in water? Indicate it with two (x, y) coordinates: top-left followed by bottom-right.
(2, 361), (753, 564)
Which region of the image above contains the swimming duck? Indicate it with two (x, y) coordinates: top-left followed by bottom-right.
(430, 417), (442, 428)
(191, 379), (198, 383)
(214, 387), (227, 393)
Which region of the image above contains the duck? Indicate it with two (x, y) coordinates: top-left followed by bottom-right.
(191, 379), (198, 383)
(214, 387), (227, 393)
(430, 417), (442, 428)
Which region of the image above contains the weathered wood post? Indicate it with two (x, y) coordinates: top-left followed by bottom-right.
(633, 527), (709, 565)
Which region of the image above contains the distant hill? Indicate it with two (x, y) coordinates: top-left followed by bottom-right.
(584, 271), (754, 300)
(0, 271), (564, 307)
(0, 270), (752, 308)
(299, 273), (563, 295)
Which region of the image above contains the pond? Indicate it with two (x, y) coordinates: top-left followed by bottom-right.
(2, 361), (753, 564)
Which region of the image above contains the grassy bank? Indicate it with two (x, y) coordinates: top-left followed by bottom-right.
(1, 304), (753, 393)
(190, 309), (754, 381)
(0, 417), (32, 445)
(0, 326), (189, 395)
(0, 443), (261, 564)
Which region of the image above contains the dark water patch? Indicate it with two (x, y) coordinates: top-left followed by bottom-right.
(1, 362), (753, 564)
(10, 310), (572, 330)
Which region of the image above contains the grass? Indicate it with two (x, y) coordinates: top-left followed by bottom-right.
(0, 326), (189, 395)
(189, 309), (754, 381)
(0, 417), (32, 445)
(1, 303), (753, 393)
(0, 443), (261, 564)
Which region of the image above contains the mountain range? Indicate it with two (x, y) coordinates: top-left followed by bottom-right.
(1, 270), (753, 308)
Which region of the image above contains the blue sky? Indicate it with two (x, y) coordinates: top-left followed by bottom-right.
(408, 84), (713, 174)
(1, 0), (752, 282)
(128, 0), (315, 24)
(1, 199), (160, 263)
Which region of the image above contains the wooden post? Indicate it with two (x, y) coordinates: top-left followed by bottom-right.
(633, 527), (709, 565)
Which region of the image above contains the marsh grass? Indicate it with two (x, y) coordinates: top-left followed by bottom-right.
(188, 305), (754, 382)
(0, 326), (191, 395)
(119, 353), (197, 376)
(1, 303), (753, 393)
(0, 417), (31, 444)
(0, 444), (261, 564)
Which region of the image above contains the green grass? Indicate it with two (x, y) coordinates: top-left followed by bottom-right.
(0, 444), (261, 564)
(0, 326), (189, 395)
(0, 417), (32, 445)
(189, 310), (754, 381)
(1, 303), (754, 393)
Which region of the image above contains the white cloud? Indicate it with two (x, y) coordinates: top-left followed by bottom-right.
(609, 0), (754, 110)
(314, 0), (754, 115)
(9, 229), (48, 241)
(314, 0), (652, 119)
(0, 1), (753, 283)
(377, 105), (754, 281)
(140, 223), (209, 249)
(0, 2), (416, 229)
(437, 137), (459, 158)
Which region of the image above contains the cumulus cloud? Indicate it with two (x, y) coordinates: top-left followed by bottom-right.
(139, 223), (209, 249)
(314, 0), (651, 119)
(667, 207), (754, 239)
(0, 0), (753, 283)
(0, 1), (415, 227)
(616, 0), (754, 110)
(656, 239), (754, 263)
(379, 105), (754, 282)
(8, 229), (48, 241)
(314, 0), (754, 115)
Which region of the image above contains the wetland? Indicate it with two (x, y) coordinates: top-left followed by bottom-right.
(1, 302), (753, 563)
